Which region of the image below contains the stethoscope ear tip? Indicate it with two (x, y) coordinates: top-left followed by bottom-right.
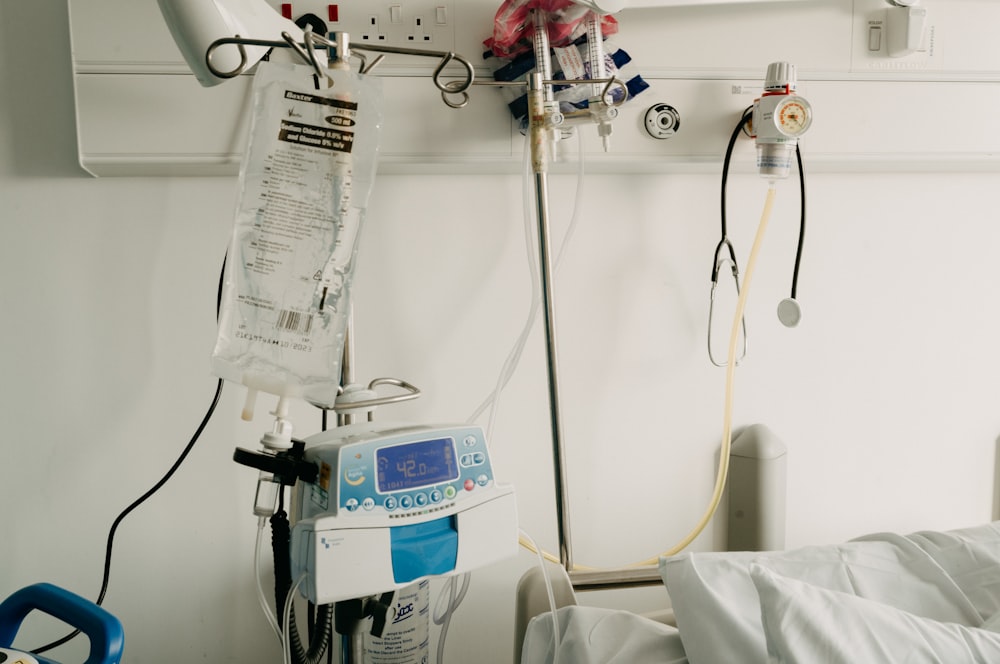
(777, 298), (802, 328)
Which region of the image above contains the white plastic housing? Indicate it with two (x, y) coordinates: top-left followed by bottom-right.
(727, 424), (787, 551)
(156, 0), (303, 87)
(887, 5), (929, 57)
(291, 488), (518, 604)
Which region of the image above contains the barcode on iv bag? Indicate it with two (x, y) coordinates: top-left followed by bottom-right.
(276, 309), (313, 335)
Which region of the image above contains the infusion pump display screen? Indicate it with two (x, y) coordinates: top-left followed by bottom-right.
(376, 438), (459, 493)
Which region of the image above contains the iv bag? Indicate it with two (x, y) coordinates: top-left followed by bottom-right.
(212, 61), (383, 410)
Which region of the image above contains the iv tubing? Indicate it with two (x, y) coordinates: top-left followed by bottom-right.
(467, 135), (540, 435)
(433, 573), (471, 663)
(521, 528), (562, 664)
(468, 130), (586, 440)
(282, 574), (309, 664)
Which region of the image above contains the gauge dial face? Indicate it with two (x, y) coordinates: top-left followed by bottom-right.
(776, 98), (812, 137)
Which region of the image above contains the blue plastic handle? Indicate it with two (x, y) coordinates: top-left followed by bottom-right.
(0, 584), (124, 664)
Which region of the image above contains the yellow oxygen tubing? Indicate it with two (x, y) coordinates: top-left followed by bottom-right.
(633, 182), (777, 565)
(519, 183), (779, 570)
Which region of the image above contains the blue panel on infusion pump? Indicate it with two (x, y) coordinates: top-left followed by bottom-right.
(390, 516), (459, 583)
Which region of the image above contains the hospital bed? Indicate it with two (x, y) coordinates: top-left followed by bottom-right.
(517, 520), (1000, 663)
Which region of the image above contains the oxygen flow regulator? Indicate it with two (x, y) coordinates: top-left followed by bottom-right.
(751, 61), (812, 181)
(753, 61), (812, 328)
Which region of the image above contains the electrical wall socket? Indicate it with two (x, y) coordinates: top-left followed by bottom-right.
(263, 1), (458, 53)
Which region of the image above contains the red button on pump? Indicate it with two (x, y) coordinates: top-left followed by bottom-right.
(328, 4), (339, 22)
(464, 479), (475, 491)
(281, 3), (293, 19)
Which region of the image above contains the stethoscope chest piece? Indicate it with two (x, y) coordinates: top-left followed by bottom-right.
(777, 297), (802, 328)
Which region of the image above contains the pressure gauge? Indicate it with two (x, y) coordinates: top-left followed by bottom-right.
(775, 97), (812, 137)
(752, 93), (812, 142)
(753, 62), (812, 179)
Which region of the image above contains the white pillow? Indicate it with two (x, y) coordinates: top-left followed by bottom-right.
(902, 522), (1000, 621)
(750, 564), (1000, 664)
(521, 605), (688, 664)
(659, 537), (980, 664)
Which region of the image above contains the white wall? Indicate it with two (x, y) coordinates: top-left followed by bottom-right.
(2, 3), (998, 663)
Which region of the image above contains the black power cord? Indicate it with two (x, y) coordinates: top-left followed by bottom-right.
(33, 255), (228, 656)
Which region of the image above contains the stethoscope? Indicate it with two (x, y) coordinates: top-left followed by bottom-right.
(708, 108), (807, 367)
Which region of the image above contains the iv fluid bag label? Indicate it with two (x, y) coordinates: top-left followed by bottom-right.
(364, 580), (430, 664)
(212, 62), (383, 408)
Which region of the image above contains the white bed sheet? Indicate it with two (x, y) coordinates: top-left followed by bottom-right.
(751, 564), (1000, 664)
(519, 521), (1000, 664)
(660, 532), (982, 664)
(521, 605), (688, 664)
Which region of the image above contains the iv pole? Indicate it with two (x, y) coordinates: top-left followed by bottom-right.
(523, 11), (666, 589)
(525, 66), (576, 572)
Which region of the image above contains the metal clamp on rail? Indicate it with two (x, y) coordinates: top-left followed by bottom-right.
(204, 29), (476, 108)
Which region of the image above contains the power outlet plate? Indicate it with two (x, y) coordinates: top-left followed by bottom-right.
(850, 0), (1000, 79)
(264, 1), (458, 53)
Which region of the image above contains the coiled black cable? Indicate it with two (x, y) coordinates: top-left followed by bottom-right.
(33, 255), (228, 656)
(270, 506), (332, 664)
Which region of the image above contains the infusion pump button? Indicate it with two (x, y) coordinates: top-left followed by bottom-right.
(384, 496), (398, 510)
(445, 486), (457, 499)
(346, 498), (359, 512)
(460, 453), (486, 467)
(400, 495), (414, 509)
(430, 489), (443, 504)
(362, 497), (375, 511)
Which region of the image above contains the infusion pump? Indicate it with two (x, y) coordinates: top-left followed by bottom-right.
(291, 422), (518, 605)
